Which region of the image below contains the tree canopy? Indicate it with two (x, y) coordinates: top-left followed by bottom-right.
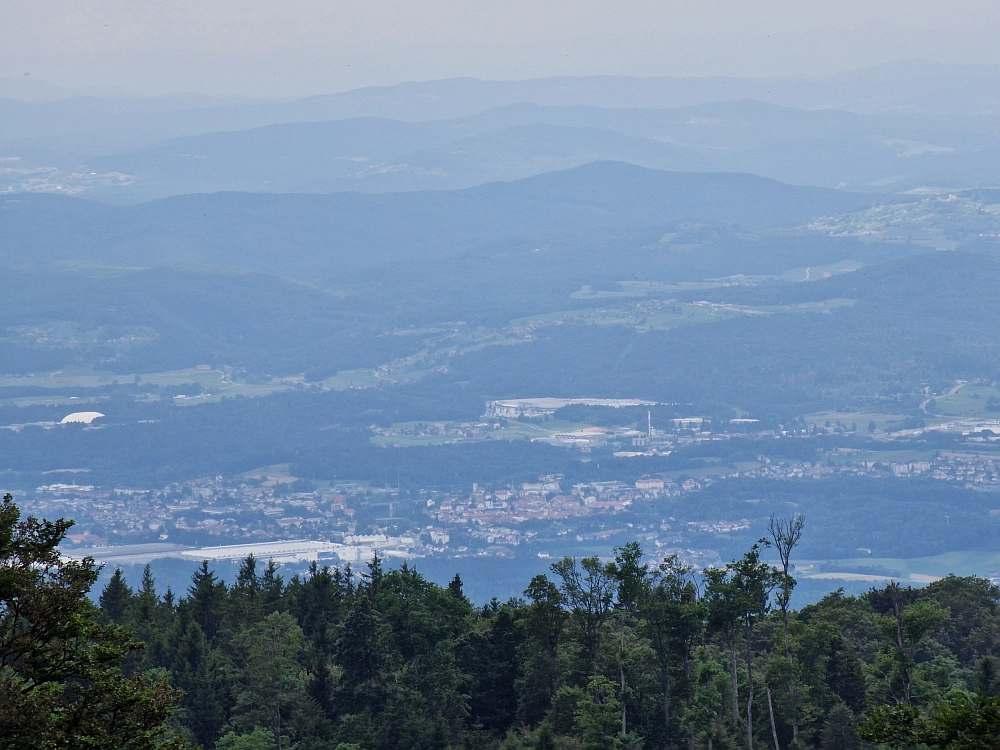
(8, 497), (1000, 750)
(0, 493), (183, 750)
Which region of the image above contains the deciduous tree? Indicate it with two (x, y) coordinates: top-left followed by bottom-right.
(0, 493), (183, 750)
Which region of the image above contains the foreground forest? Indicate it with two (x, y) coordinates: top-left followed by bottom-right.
(5, 496), (1000, 750)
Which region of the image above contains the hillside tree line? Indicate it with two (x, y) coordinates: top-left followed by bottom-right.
(4, 494), (1000, 749)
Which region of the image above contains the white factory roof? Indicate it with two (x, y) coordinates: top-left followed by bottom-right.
(490, 398), (655, 409)
(178, 539), (339, 562)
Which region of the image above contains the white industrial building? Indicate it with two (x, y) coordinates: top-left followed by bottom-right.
(486, 398), (655, 419)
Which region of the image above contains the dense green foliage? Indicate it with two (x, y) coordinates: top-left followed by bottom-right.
(0, 494), (183, 749)
(84, 511), (1000, 750)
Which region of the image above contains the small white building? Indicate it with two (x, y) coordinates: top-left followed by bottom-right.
(635, 476), (665, 491)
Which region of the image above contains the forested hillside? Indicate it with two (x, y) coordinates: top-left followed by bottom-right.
(9, 38), (1000, 750)
(80, 511), (1000, 749)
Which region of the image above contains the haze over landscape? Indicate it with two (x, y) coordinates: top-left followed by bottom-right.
(6, 3), (1000, 749)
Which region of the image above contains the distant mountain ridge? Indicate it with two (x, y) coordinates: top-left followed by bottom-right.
(3, 60), (1000, 157)
(10, 95), (999, 203)
(0, 162), (878, 274)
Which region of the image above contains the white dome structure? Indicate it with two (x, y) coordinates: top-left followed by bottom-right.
(60, 411), (105, 425)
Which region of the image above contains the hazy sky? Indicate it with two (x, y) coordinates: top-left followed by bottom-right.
(3, 0), (1000, 97)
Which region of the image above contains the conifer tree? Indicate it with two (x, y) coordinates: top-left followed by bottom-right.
(231, 611), (308, 750)
(168, 609), (227, 748)
(100, 567), (135, 623)
(188, 561), (227, 641)
(0, 493), (183, 749)
(575, 676), (623, 750)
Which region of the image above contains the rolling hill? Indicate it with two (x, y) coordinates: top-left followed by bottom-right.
(0, 162), (879, 274)
(48, 99), (1000, 200)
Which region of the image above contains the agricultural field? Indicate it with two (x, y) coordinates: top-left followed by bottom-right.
(0, 394), (108, 408)
(171, 383), (294, 406)
(513, 297), (855, 334)
(0, 370), (135, 389)
(775, 259), (864, 282)
(318, 368), (382, 390)
(799, 550), (1000, 583)
(0, 366), (226, 390)
(929, 382), (1000, 417)
(135, 368), (227, 388)
(568, 261), (863, 299)
(369, 418), (605, 447)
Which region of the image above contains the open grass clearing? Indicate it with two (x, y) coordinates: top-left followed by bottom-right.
(803, 410), (914, 431)
(0, 371), (134, 388)
(372, 433), (466, 447)
(319, 369), (382, 390)
(799, 550), (1000, 584)
(172, 383), (291, 405)
(570, 280), (726, 299)
(370, 418), (605, 446)
(137, 368), (224, 387)
(568, 262), (863, 299)
(756, 298), (856, 314)
(238, 463), (299, 485)
(777, 259), (865, 282)
(0, 366), (225, 389)
(931, 383), (1000, 418)
(0, 395), (107, 408)
(516, 297), (856, 335)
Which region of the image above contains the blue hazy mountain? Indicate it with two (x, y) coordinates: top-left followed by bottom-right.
(4, 62), (1000, 172)
(79, 119), (706, 200)
(0, 162), (878, 273)
(11, 98), (996, 203)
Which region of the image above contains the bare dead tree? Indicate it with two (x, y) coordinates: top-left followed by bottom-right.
(768, 514), (804, 747)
